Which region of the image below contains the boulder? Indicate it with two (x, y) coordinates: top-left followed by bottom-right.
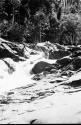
(56, 57), (72, 68)
(68, 46), (81, 53)
(49, 50), (70, 59)
(71, 57), (81, 71)
(0, 38), (26, 61)
(71, 50), (81, 57)
(55, 43), (66, 50)
(68, 79), (81, 88)
(31, 61), (55, 74)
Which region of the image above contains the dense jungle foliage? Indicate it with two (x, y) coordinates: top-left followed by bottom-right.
(0, 0), (81, 45)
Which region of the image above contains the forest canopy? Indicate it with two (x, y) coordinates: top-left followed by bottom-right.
(0, 0), (81, 45)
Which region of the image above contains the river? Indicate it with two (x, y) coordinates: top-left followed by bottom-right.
(0, 39), (81, 124)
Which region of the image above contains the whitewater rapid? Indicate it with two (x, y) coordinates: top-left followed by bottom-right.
(0, 49), (56, 94)
(1, 41), (81, 124)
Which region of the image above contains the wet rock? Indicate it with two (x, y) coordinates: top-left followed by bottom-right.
(55, 43), (66, 50)
(68, 46), (81, 53)
(56, 57), (81, 72)
(7, 92), (14, 96)
(0, 38), (27, 61)
(56, 57), (72, 68)
(31, 61), (55, 74)
(71, 50), (81, 57)
(30, 119), (42, 124)
(68, 79), (81, 88)
(50, 69), (58, 74)
(49, 50), (70, 59)
(70, 57), (81, 71)
(0, 48), (14, 59)
(36, 41), (57, 51)
(3, 60), (15, 74)
(32, 74), (42, 80)
(30, 51), (37, 55)
(61, 70), (73, 77)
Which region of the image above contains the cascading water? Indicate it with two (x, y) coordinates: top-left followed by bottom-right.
(0, 39), (81, 124)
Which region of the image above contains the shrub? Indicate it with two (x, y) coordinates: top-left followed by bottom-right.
(59, 14), (79, 45)
(70, 5), (77, 14)
(0, 21), (24, 43)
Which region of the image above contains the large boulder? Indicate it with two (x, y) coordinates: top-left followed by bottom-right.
(70, 57), (81, 71)
(68, 79), (81, 88)
(31, 61), (55, 74)
(56, 57), (72, 68)
(71, 50), (81, 58)
(49, 50), (70, 59)
(0, 38), (26, 61)
(60, 57), (81, 71)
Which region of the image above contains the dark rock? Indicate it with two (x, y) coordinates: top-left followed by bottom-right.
(68, 46), (81, 53)
(0, 48), (13, 59)
(31, 61), (55, 74)
(30, 119), (42, 124)
(0, 39), (26, 61)
(32, 74), (42, 80)
(30, 119), (37, 124)
(71, 57), (81, 71)
(55, 43), (66, 50)
(71, 50), (81, 57)
(56, 57), (72, 68)
(56, 57), (81, 71)
(30, 51), (37, 55)
(7, 92), (14, 95)
(56, 80), (63, 83)
(50, 81), (55, 83)
(49, 50), (70, 59)
(50, 69), (58, 74)
(68, 79), (81, 88)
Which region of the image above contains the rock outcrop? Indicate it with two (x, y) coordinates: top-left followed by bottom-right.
(31, 61), (55, 74)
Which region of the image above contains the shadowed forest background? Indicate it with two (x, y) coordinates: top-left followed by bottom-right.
(0, 0), (81, 45)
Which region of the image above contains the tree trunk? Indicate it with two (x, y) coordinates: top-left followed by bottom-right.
(12, 7), (15, 26)
(39, 22), (42, 43)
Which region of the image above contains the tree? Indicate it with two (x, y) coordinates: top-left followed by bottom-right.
(9, 0), (21, 25)
(59, 20), (77, 45)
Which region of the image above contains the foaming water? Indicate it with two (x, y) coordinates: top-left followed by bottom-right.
(0, 59), (33, 94)
(1, 41), (81, 123)
(0, 48), (56, 94)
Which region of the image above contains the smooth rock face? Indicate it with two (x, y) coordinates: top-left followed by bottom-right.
(31, 61), (54, 74)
